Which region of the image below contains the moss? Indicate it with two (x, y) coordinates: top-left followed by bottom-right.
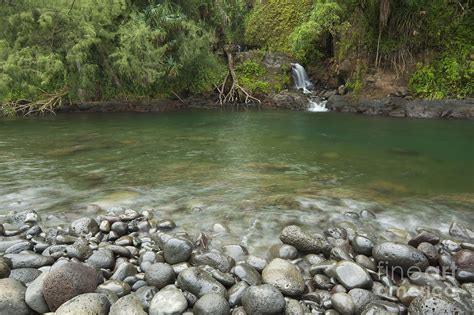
(235, 50), (289, 95)
(244, 0), (313, 53)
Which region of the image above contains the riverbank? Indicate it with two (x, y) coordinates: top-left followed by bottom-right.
(0, 208), (473, 314)
(55, 93), (474, 120)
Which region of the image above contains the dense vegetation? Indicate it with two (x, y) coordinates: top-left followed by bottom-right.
(0, 0), (472, 114)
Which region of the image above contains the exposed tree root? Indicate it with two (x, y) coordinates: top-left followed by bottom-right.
(217, 45), (260, 109)
(1, 89), (68, 117)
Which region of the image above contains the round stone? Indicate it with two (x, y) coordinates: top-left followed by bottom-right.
(177, 267), (227, 298)
(454, 249), (474, 269)
(191, 251), (235, 273)
(43, 262), (100, 311)
(9, 267), (42, 283)
(134, 286), (156, 311)
(97, 280), (131, 298)
(333, 260), (373, 290)
(25, 271), (50, 313)
(372, 242), (429, 274)
(70, 217), (99, 237)
(233, 263), (262, 286)
(149, 285), (188, 315)
(0, 261), (10, 278)
(241, 284), (285, 315)
(145, 263), (175, 289)
(280, 225), (328, 253)
(352, 235), (374, 256)
(163, 237), (193, 264)
(269, 244), (298, 260)
(86, 248), (115, 270)
(348, 288), (378, 313)
(0, 278), (31, 315)
(331, 292), (355, 315)
(262, 258), (305, 297)
(193, 293), (230, 315)
(109, 294), (146, 315)
(54, 293), (110, 315)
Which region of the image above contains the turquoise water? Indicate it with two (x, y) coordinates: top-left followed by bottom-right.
(0, 111), (473, 251)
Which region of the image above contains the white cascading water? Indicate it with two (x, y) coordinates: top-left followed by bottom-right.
(291, 63), (328, 112)
(291, 63), (313, 94)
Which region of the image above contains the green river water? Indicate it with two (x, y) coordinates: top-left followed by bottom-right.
(0, 111), (473, 251)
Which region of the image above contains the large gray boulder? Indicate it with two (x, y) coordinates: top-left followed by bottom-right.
(0, 278), (31, 315)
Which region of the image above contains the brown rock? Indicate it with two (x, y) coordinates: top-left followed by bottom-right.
(43, 262), (99, 311)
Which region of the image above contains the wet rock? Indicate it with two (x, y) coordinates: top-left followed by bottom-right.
(145, 262), (175, 289)
(269, 244), (298, 260)
(5, 241), (33, 254)
(0, 239), (24, 252)
(191, 250), (235, 273)
(86, 248), (115, 270)
(456, 269), (474, 282)
(9, 267), (41, 283)
(333, 260), (372, 290)
(111, 222), (128, 236)
(285, 298), (305, 314)
(70, 217), (99, 237)
(348, 288), (378, 313)
(331, 292), (355, 315)
(116, 235), (134, 246)
(109, 294), (146, 315)
(55, 293), (110, 315)
(454, 249), (474, 269)
(280, 225), (328, 253)
(177, 267), (227, 298)
(12, 209), (40, 225)
(65, 239), (92, 260)
(262, 258), (305, 297)
(193, 293), (230, 315)
(245, 255), (267, 272)
(149, 285), (188, 315)
(43, 262), (99, 311)
(355, 255), (376, 271)
(362, 300), (401, 314)
(417, 242), (439, 265)
(0, 278), (31, 315)
(228, 281), (249, 307)
(0, 260), (11, 278)
(157, 219), (176, 230)
(234, 263), (262, 286)
(5, 251), (54, 268)
(25, 271), (49, 313)
(352, 235), (374, 256)
(396, 283), (423, 306)
(134, 285), (156, 311)
(408, 293), (469, 314)
(111, 262), (137, 282)
(372, 242), (429, 274)
(313, 274), (333, 290)
(408, 231), (440, 247)
(97, 279), (131, 297)
(241, 284), (285, 315)
(449, 223), (474, 242)
(163, 237), (193, 264)
(223, 244), (248, 262)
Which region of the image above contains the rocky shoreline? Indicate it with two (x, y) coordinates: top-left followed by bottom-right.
(55, 94), (474, 120)
(0, 208), (473, 314)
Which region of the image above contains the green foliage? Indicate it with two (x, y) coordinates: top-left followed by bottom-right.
(244, 0), (313, 53)
(290, 0), (348, 63)
(345, 60), (367, 95)
(236, 59), (270, 94)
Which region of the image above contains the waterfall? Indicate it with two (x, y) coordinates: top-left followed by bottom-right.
(291, 63), (328, 112)
(308, 98), (328, 112)
(291, 63), (313, 94)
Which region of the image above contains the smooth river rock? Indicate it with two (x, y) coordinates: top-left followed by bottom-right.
(5, 251), (54, 268)
(177, 267), (227, 298)
(43, 262), (99, 311)
(109, 294), (146, 315)
(193, 293), (230, 315)
(149, 285), (188, 315)
(241, 284), (286, 315)
(0, 278), (31, 315)
(145, 262), (175, 289)
(262, 258), (305, 297)
(408, 293), (469, 314)
(55, 293), (110, 315)
(69, 217), (100, 237)
(25, 271), (49, 313)
(372, 242), (429, 274)
(9, 267), (42, 283)
(331, 292), (355, 315)
(86, 248), (116, 270)
(163, 237), (193, 264)
(333, 260), (373, 290)
(454, 249), (474, 269)
(191, 250), (235, 273)
(280, 225), (328, 253)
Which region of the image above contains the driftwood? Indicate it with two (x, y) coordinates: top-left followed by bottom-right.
(217, 45), (260, 108)
(1, 89), (68, 116)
